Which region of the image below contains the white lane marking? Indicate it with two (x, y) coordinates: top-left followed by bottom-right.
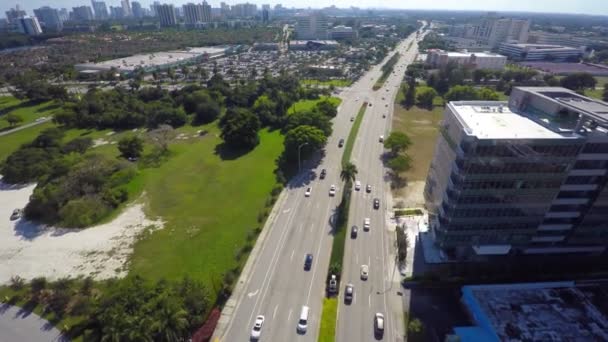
(305, 202), (333, 304)
(297, 223), (303, 233)
(368, 294), (371, 307)
(273, 304), (279, 319)
(316, 202), (320, 210)
(283, 208), (291, 214)
(310, 223), (315, 233)
(287, 309), (293, 321)
(290, 249), (295, 261)
(247, 289), (259, 298)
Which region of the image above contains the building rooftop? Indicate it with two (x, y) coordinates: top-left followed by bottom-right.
(455, 282), (608, 342)
(450, 102), (567, 140)
(429, 49), (504, 58)
(501, 43), (581, 51)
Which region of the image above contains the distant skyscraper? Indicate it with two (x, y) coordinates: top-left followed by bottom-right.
(121, 0), (132, 17)
(202, 1), (212, 22)
(109, 6), (123, 19)
(262, 4), (270, 22)
(157, 4), (176, 27)
(183, 3), (203, 25)
(131, 1), (143, 18)
(220, 2), (230, 18)
(5, 5), (26, 24)
(150, 1), (161, 16)
(17, 16), (42, 35)
(34, 6), (62, 31)
(295, 12), (328, 39)
(58, 8), (69, 22)
(91, 1), (109, 20)
(72, 6), (94, 21)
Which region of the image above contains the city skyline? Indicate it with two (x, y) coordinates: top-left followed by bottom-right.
(3, 0), (608, 17)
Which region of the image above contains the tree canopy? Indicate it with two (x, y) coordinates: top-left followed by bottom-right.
(219, 108), (261, 150)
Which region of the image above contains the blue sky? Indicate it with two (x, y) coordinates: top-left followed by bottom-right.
(3, 0), (608, 16)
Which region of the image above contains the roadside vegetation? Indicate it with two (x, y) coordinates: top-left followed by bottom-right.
(373, 53), (400, 90)
(318, 298), (338, 342)
(301, 79), (352, 87)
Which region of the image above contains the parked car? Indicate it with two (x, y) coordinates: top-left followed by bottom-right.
(351, 225), (358, 239)
(329, 185), (336, 196)
(345, 284), (354, 304)
(304, 254), (313, 270)
(305, 187), (311, 197)
(360, 265), (369, 280)
(320, 169), (327, 179)
(10, 208), (22, 221)
(251, 315), (265, 340)
(374, 313), (385, 338)
(339, 139), (345, 147)
(373, 198), (380, 209)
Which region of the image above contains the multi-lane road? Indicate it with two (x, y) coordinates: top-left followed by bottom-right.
(214, 27), (426, 342)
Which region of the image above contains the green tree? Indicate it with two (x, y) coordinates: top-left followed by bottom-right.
(416, 87), (437, 109)
(444, 85), (479, 102)
(404, 79), (416, 108)
(387, 154), (412, 172)
(340, 162), (358, 183)
(315, 98), (338, 117)
(285, 110), (332, 136)
(252, 95), (279, 126)
(283, 125), (327, 162)
(560, 72), (597, 91)
(477, 87), (500, 101)
(3, 113), (23, 127)
(219, 108), (261, 150)
(118, 136), (144, 159)
(194, 101), (221, 125)
(384, 131), (412, 156)
(603, 84), (608, 102)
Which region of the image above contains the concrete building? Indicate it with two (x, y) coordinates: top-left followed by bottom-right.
(72, 6), (94, 21)
(5, 6), (26, 24)
(183, 3), (203, 25)
(426, 49), (506, 70)
(109, 6), (123, 19)
(34, 6), (62, 32)
(424, 87), (608, 259)
(121, 0), (132, 17)
(527, 30), (599, 48)
(453, 282), (608, 341)
(295, 12), (328, 40)
(328, 25), (357, 40)
(91, 1), (108, 20)
(262, 4), (270, 22)
(499, 43), (584, 62)
(157, 4), (177, 27)
(131, 1), (143, 18)
(17, 16), (43, 35)
(448, 14), (530, 49)
(289, 40), (338, 50)
(202, 1), (212, 22)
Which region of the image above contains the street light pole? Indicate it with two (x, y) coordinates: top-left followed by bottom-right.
(298, 142), (309, 173)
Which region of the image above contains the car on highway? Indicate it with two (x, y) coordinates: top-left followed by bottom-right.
(250, 315), (265, 340)
(368, 103), (372, 107)
(373, 198), (380, 209)
(360, 265), (369, 280)
(350, 116), (354, 122)
(329, 185), (336, 196)
(366, 184), (372, 193)
(304, 254), (313, 270)
(351, 225), (358, 239)
(305, 187), (311, 197)
(355, 180), (361, 191)
(339, 139), (345, 147)
(379, 135), (384, 142)
(297, 306), (309, 333)
(320, 169), (327, 179)
(364, 218), (370, 230)
(10, 208), (22, 221)
(344, 284), (354, 304)
(374, 313), (385, 338)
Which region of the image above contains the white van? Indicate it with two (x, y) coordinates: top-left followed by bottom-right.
(297, 305), (309, 333)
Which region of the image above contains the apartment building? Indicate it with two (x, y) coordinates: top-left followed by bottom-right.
(499, 43), (584, 61)
(295, 12), (328, 40)
(424, 87), (608, 259)
(157, 4), (177, 27)
(425, 49), (507, 70)
(34, 6), (62, 32)
(328, 25), (357, 40)
(448, 14), (530, 50)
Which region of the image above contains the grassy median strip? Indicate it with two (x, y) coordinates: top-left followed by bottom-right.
(373, 52), (400, 91)
(318, 298), (338, 342)
(341, 103), (367, 167)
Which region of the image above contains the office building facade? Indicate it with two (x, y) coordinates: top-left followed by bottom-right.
(425, 87), (608, 259)
(17, 16), (43, 35)
(91, 1), (108, 20)
(295, 12), (328, 40)
(131, 1), (143, 18)
(72, 6), (94, 21)
(499, 43), (584, 61)
(157, 4), (177, 27)
(328, 25), (357, 40)
(34, 6), (62, 32)
(426, 49), (507, 70)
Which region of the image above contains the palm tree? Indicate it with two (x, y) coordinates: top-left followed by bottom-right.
(150, 297), (189, 342)
(340, 162), (358, 184)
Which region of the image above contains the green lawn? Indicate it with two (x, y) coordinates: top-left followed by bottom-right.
(0, 121), (55, 163)
(301, 79), (352, 87)
(0, 97), (59, 131)
(342, 103), (366, 167)
(129, 126), (284, 294)
(585, 88), (604, 100)
(318, 297), (338, 342)
(288, 96), (342, 115)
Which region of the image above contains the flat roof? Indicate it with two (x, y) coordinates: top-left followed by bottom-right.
(450, 102), (566, 139)
(501, 43), (580, 51)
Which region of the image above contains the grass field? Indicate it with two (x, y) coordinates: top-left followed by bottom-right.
(585, 88), (604, 100)
(129, 125), (284, 294)
(288, 96), (342, 115)
(0, 121), (55, 163)
(0, 97), (59, 131)
(301, 79), (352, 87)
(318, 297), (338, 342)
(342, 103), (366, 167)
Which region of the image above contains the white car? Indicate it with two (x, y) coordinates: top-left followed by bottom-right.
(364, 218), (371, 230)
(379, 135), (384, 142)
(251, 315), (265, 340)
(329, 185), (336, 196)
(374, 313), (385, 336)
(361, 265), (369, 280)
(305, 187), (311, 197)
(355, 180), (361, 191)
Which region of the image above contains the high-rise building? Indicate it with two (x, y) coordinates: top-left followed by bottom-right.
(91, 1), (108, 20)
(295, 12), (328, 40)
(5, 5), (26, 24)
(157, 4), (177, 27)
(150, 1), (161, 16)
(121, 0), (132, 17)
(34, 6), (62, 32)
(72, 6), (94, 21)
(220, 2), (230, 18)
(424, 87), (608, 260)
(109, 6), (123, 19)
(202, 1), (212, 22)
(470, 14), (530, 48)
(131, 1), (143, 18)
(183, 3), (203, 24)
(58, 8), (69, 22)
(262, 4), (270, 22)
(17, 16), (43, 35)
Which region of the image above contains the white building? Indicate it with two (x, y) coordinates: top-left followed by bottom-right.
(449, 14), (530, 49)
(499, 43), (584, 62)
(425, 87), (608, 259)
(426, 49), (507, 70)
(295, 12), (328, 40)
(527, 31), (599, 48)
(17, 16), (43, 35)
(328, 25), (357, 40)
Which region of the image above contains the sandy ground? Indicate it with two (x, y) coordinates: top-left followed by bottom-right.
(393, 180), (426, 208)
(0, 176), (163, 284)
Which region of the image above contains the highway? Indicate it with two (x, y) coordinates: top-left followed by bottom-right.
(336, 30), (426, 342)
(214, 28), (426, 342)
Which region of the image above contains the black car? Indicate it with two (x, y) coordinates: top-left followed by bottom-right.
(304, 253), (313, 270)
(338, 139), (345, 147)
(373, 198), (380, 209)
(351, 225), (358, 239)
(320, 169), (327, 179)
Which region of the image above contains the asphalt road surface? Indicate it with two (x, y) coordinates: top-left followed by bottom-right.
(336, 30), (428, 342)
(0, 304), (64, 342)
(215, 28), (426, 342)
